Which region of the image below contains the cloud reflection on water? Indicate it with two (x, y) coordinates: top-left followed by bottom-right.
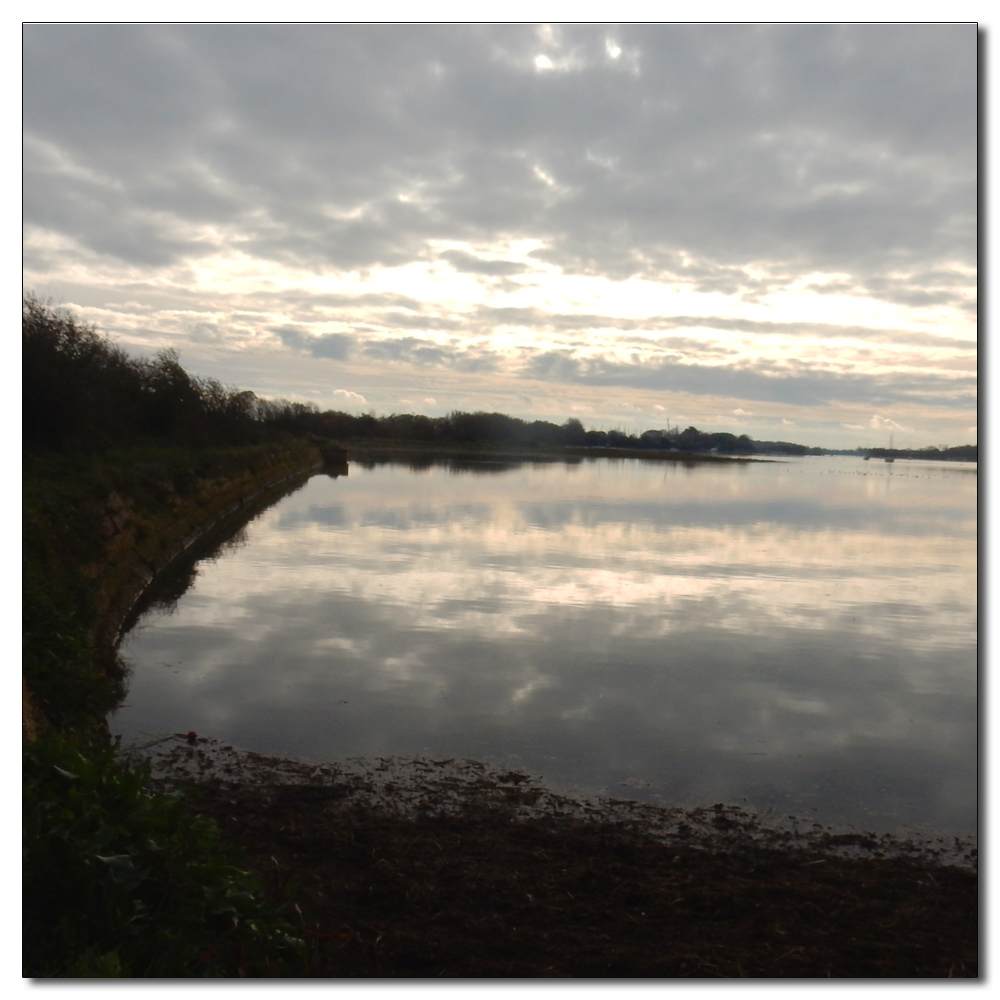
(115, 457), (976, 836)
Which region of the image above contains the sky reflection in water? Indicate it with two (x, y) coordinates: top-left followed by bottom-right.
(112, 456), (977, 836)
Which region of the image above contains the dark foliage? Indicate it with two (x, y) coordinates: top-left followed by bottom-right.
(23, 734), (305, 977)
(23, 297), (263, 451)
(22, 462), (126, 730)
(868, 445), (978, 462)
(257, 401), (759, 455)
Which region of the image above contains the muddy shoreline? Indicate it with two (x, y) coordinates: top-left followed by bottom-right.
(120, 736), (978, 978)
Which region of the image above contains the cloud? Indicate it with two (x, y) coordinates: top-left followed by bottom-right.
(23, 24), (975, 289)
(521, 350), (975, 410)
(439, 249), (528, 277)
(21, 25), (976, 448)
(361, 336), (499, 373)
(870, 414), (908, 431)
(376, 311), (464, 331)
(468, 305), (975, 350)
(274, 326), (355, 360)
(331, 389), (366, 405)
(188, 321), (225, 343)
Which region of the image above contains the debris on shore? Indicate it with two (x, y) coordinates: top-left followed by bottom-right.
(119, 735), (978, 978)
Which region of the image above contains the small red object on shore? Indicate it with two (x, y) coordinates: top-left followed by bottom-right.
(186, 731), (198, 742)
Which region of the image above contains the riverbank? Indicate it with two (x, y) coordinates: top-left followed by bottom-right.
(23, 441), (321, 735)
(128, 736), (978, 978)
(23, 439), (336, 977)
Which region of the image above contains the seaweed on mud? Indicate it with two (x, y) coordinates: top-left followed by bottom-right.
(117, 736), (978, 978)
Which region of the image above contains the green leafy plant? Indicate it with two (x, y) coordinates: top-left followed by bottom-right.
(23, 734), (305, 977)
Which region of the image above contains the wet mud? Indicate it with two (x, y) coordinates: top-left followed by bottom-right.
(120, 736), (978, 978)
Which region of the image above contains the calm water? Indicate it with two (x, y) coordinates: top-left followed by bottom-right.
(111, 455), (977, 837)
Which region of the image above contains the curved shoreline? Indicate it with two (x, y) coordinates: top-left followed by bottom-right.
(121, 733), (977, 872)
(86, 449), (979, 977)
(112, 459), (322, 643)
(101, 455), (322, 649)
(116, 734), (978, 978)
(22, 442), (325, 738)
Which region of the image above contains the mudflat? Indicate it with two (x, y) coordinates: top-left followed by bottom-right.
(137, 738), (978, 979)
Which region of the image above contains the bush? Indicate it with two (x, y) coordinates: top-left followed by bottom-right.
(23, 297), (265, 451)
(23, 734), (304, 977)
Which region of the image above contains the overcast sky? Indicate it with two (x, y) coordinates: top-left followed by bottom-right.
(23, 23), (977, 447)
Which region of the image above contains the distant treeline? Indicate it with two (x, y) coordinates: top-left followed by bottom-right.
(263, 404), (772, 455)
(21, 300), (766, 457)
(23, 299), (975, 461)
(866, 445), (978, 462)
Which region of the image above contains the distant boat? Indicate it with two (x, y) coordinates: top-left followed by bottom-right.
(884, 456), (894, 463)
(885, 435), (895, 463)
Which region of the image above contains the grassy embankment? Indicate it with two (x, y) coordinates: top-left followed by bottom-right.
(23, 441), (326, 977)
(23, 441), (321, 735)
(23, 299), (337, 976)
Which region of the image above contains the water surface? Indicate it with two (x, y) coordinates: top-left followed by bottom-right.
(112, 455), (977, 837)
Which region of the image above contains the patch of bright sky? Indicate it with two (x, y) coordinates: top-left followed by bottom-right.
(28, 211), (973, 349)
(486, 265), (932, 337)
(24, 222), (976, 448)
(159, 237), (977, 347)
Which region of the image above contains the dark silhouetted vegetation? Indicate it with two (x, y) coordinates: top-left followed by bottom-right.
(24, 733), (305, 977)
(25, 296), (976, 463)
(23, 299), (322, 977)
(867, 445), (977, 462)
(23, 297), (266, 452)
(258, 404), (761, 455)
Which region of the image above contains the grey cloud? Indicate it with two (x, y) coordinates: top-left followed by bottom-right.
(271, 291), (426, 311)
(274, 325), (355, 360)
(23, 24), (975, 291)
(362, 336), (499, 373)
(859, 277), (970, 309)
(188, 322), (225, 343)
(651, 338), (739, 356)
(363, 337), (448, 365)
(277, 326), (502, 374)
(807, 268), (974, 311)
(469, 305), (974, 350)
(376, 311), (465, 331)
(439, 249), (528, 276)
(24, 153), (202, 268)
(521, 350), (976, 409)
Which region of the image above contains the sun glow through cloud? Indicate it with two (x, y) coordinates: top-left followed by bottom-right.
(23, 24), (976, 448)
